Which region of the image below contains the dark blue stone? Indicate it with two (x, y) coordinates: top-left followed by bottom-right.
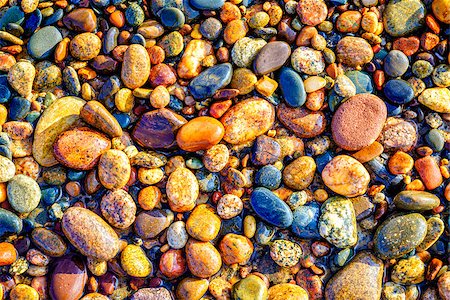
(279, 67), (306, 108)
(386, 102), (402, 116)
(23, 9), (42, 36)
(221, 216), (243, 235)
(374, 49), (389, 60)
(41, 186), (61, 206)
(188, 63), (232, 99)
(91, 0), (110, 7)
(255, 165), (282, 190)
(42, 8), (63, 26)
(330, 0), (347, 5)
(183, 0), (200, 21)
(130, 33), (146, 46)
(345, 70), (374, 94)
(291, 203), (321, 239)
(168, 96), (183, 111)
(0, 207), (22, 237)
(98, 75), (121, 106)
(28, 26), (62, 60)
(316, 151), (334, 173)
(151, 0), (184, 16)
(0, 75), (8, 86)
(113, 113), (131, 128)
(250, 187), (293, 228)
(327, 89), (344, 112)
(160, 7), (185, 29)
(384, 79), (414, 104)
(104, 27), (119, 54)
(0, 85), (11, 102)
(190, 0), (224, 10)
(9, 97), (30, 120)
(0, 6), (25, 29)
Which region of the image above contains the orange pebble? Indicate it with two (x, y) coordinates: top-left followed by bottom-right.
(388, 151), (414, 174)
(0, 183), (7, 203)
(209, 100), (232, 118)
(426, 14), (440, 34)
(65, 181), (81, 197)
(110, 10), (125, 28)
(406, 179), (426, 191)
(374, 70), (385, 90)
(415, 156), (443, 190)
(0, 242), (17, 266)
(78, 67), (97, 80)
(138, 186), (161, 210)
(440, 165), (450, 179)
(54, 37), (70, 63)
(444, 182), (450, 201)
(352, 141), (384, 164)
(147, 45), (165, 65)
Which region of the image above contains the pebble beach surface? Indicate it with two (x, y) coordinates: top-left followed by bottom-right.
(0, 0), (449, 299)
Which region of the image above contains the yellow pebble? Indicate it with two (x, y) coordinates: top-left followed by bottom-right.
(304, 76), (327, 93)
(133, 88), (152, 99)
(440, 166), (450, 179)
(81, 82), (94, 101)
(191, 24), (202, 39)
(406, 179), (425, 191)
(0, 104), (7, 126)
(115, 88), (134, 112)
(243, 215), (256, 239)
(273, 161), (283, 170)
(150, 85), (170, 108)
(138, 167), (164, 185)
(10, 284), (39, 300)
(314, 189), (328, 202)
(121, 244), (152, 277)
(255, 75), (278, 97)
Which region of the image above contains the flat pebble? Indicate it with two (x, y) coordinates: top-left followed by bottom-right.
(166, 167), (199, 212)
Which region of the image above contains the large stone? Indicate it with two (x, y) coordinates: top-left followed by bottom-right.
(383, 0), (425, 36)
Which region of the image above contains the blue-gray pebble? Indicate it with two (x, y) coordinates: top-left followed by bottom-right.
(279, 67), (306, 108)
(384, 50), (409, 78)
(384, 79), (414, 104)
(291, 203), (321, 239)
(250, 187), (293, 228)
(190, 0), (224, 10)
(255, 165), (281, 190)
(28, 26), (62, 60)
(188, 63), (232, 99)
(160, 7), (185, 29)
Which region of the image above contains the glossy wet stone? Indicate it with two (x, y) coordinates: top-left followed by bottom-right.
(121, 44), (150, 89)
(232, 274), (268, 300)
(27, 26), (62, 60)
(254, 41), (291, 75)
(176, 116), (224, 152)
(185, 239), (222, 278)
(50, 256), (88, 300)
(325, 252), (383, 300)
(132, 108), (187, 149)
(336, 37), (374, 67)
(384, 79), (414, 104)
(374, 213), (427, 259)
(80, 101), (123, 138)
(31, 228), (67, 257)
(186, 204), (221, 241)
(279, 67), (306, 108)
(188, 63), (233, 99)
(63, 8), (97, 32)
(53, 127), (111, 170)
(0, 207), (22, 238)
(277, 103), (326, 138)
(61, 207), (119, 261)
(250, 187), (293, 228)
(393, 191), (440, 211)
(383, 0), (425, 36)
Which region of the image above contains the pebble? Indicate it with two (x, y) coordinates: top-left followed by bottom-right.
(336, 37), (374, 67)
(132, 108), (187, 149)
(80, 100), (123, 138)
(53, 127), (111, 170)
(231, 37), (266, 68)
(31, 227), (67, 257)
(100, 189), (136, 229)
(414, 155), (443, 190)
(336, 11), (362, 33)
(221, 97), (274, 144)
(432, 0), (450, 24)
(176, 277), (208, 300)
(254, 41), (291, 75)
(319, 197), (358, 248)
(277, 104), (326, 138)
(8, 60), (35, 97)
(70, 33), (101, 60)
(121, 244), (152, 277)
(418, 87), (450, 113)
(33, 96), (85, 167)
(393, 190), (440, 211)
(50, 256), (87, 300)
(268, 283), (308, 300)
(167, 221), (188, 249)
(383, 0), (426, 36)
(279, 67), (306, 108)
(384, 79), (415, 104)
(177, 39), (213, 79)
(61, 207), (119, 260)
(190, 0), (224, 10)
(291, 46), (325, 75)
(27, 26), (62, 60)
(125, 3), (144, 27)
(0, 155), (15, 182)
(296, 0), (328, 26)
(283, 156), (316, 190)
(432, 64), (450, 87)
(250, 187), (293, 228)
(384, 50), (409, 78)
(0, 242), (17, 266)
(331, 93), (387, 151)
(131, 288), (174, 300)
(34, 61), (62, 91)
(219, 233), (253, 265)
(98, 149), (131, 189)
(391, 255), (425, 284)
(134, 209), (173, 239)
(176, 117), (224, 151)
(203, 144), (229, 172)
(255, 165), (281, 190)
(292, 203), (320, 239)
(322, 155), (370, 197)
(186, 204), (221, 241)
(7, 175), (40, 214)
(188, 63), (233, 99)
(0, 207), (22, 237)
(373, 213), (427, 259)
(158, 31), (184, 57)
(416, 216), (445, 251)
(63, 8), (97, 32)
(160, 7), (185, 30)
(379, 117), (417, 152)
(166, 167), (199, 212)
(325, 252), (383, 300)
(10, 284), (39, 300)
(217, 194), (243, 219)
(186, 239), (222, 278)
(270, 239), (302, 267)
(232, 275), (268, 300)
(121, 44), (150, 89)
